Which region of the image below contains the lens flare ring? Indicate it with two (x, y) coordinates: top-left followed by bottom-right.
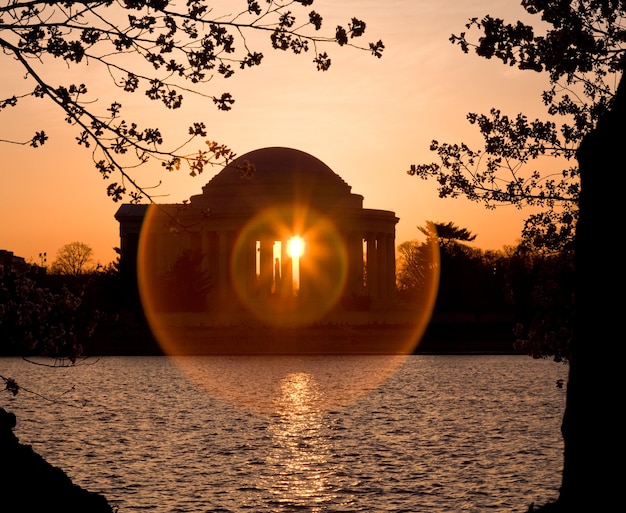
(135, 202), (440, 413)
(230, 205), (348, 326)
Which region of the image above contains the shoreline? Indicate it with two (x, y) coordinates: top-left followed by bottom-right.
(84, 317), (519, 356)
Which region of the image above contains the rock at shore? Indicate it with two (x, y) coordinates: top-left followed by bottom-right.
(0, 407), (114, 513)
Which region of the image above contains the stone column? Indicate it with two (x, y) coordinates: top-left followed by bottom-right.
(280, 240), (293, 298)
(259, 237), (274, 297)
(366, 233), (378, 299)
(347, 231), (364, 296)
(297, 242), (307, 301)
(218, 230), (232, 302)
(200, 230), (211, 279)
(386, 232), (397, 298)
(234, 235), (257, 298)
(375, 233), (387, 299)
(202, 231), (218, 307)
(209, 231), (220, 288)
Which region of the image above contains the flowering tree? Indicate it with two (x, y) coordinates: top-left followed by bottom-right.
(409, 2), (624, 511)
(0, 267), (97, 361)
(0, 0), (383, 202)
(409, 1), (623, 253)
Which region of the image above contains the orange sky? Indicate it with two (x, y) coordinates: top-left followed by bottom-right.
(0, 1), (552, 267)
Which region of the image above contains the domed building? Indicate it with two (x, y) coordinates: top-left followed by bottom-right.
(115, 147), (399, 326)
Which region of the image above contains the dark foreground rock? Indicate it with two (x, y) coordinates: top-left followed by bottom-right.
(0, 407), (114, 513)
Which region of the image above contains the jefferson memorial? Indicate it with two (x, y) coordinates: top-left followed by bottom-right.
(115, 147), (399, 326)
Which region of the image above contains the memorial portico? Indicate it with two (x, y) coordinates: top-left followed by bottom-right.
(115, 147), (399, 321)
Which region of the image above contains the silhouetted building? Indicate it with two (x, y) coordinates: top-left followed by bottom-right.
(0, 250), (31, 275)
(115, 147), (398, 320)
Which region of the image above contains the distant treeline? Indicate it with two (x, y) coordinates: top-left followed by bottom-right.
(0, 241), (573, 360)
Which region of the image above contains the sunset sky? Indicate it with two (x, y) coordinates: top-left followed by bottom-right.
(0, 0), (552, 267)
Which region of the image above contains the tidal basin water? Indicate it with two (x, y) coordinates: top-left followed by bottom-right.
(3, 355), (568, 512)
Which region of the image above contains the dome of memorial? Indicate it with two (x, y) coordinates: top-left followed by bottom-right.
(191, 147), (362, 209)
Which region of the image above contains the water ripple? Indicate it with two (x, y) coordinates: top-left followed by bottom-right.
(2, 355), (567, 512)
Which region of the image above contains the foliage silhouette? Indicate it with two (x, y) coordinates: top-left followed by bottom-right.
(0, 1), (386, 507)
(397, 223), (523, 323)
(418, 221), (477, 247)
(0, 266), (99, 361)
(157, 249), (213, 312)
(409, 2), (623, 511)
(50, 241), (95, 275)
(409, 1), (623, 254)
(0, 0), (384, 202)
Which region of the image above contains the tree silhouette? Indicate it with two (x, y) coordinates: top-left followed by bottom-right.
(0, 266), (98, 360)
(410, 2), (623, 511)
(409, 2), (623, 254)
(0, 0), (384, 202)
(50, 241), (94, 275)
(416, 221), (484, 313)
(158, 249), (212, 312)
(418, 221), (477, 249)
(396, 240), (432, 295)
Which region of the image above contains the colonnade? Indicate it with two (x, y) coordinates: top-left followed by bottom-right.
(117, 205), (398, 313)
(364, 231), (396, 301)
(162, 227), (398, 306)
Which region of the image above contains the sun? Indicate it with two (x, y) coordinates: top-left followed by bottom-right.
(287, 236), (305, 259)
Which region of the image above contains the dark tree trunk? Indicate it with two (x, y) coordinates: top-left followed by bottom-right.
(558, 72), (625, 510)
(0, 408), (114, 512)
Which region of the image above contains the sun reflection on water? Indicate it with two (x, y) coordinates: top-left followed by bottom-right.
(265, 372), (332, 509)
(173, 356), (414, 508)
(172, 355), (408, 414)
